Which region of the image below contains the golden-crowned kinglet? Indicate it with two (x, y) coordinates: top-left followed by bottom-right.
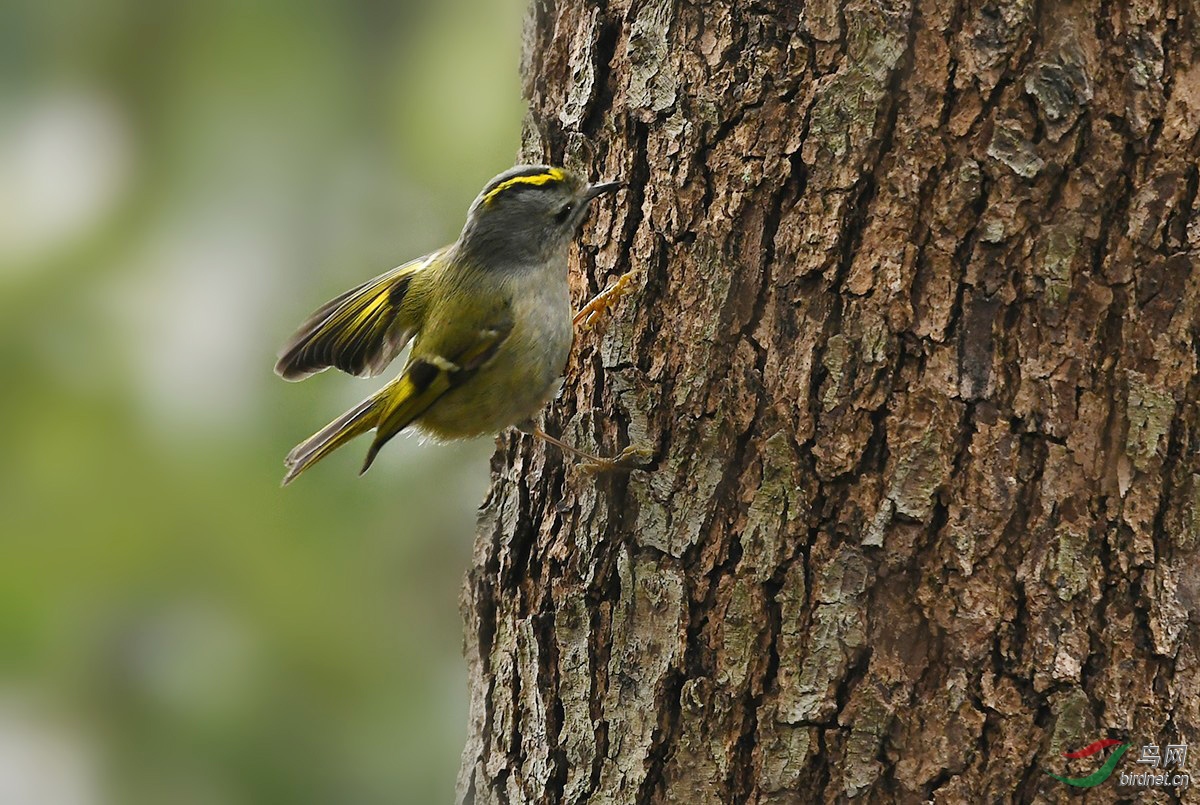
(275, 165), (633, 485)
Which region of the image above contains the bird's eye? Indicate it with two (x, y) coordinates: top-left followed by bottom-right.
(555, 204), (574, 223)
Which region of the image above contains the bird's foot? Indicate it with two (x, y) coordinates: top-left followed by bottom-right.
(574, 270), (637, 329)
(578, 443), (655, 475)
(530, 427), (653, 473)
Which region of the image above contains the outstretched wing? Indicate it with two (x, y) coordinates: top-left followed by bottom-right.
(274, 251), (438, 381)
(361, 320), (513, 473)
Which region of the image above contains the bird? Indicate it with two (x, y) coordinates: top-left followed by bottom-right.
(274, 164), (638, 485)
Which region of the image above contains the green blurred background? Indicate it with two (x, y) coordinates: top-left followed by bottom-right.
(0, 0), (527, 801)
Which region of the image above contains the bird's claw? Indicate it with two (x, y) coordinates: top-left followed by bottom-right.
(580, 443), (655, 475)
(574, 271), (637, 329)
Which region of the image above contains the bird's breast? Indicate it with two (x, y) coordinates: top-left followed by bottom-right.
(504, 271), (573, 389)
(416, 269), (572, 439)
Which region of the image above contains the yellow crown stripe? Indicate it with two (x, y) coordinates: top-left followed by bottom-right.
(482, 168), (566, 206)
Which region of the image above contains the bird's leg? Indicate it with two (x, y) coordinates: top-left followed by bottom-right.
(574, 270), (638, 329)
(520, 425), (652, 474)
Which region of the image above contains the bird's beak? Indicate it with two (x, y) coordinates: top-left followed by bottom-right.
(585, 181), (622, 200)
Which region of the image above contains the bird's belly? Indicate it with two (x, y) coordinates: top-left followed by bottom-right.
(418, 284), (572, 439)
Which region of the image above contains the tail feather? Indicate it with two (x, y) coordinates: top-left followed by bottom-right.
(282, 394), (381, 485)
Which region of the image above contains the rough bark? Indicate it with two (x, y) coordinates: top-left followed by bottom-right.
(458, 1), (1200, 802)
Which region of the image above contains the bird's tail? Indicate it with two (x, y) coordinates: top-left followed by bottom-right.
(282, 393), (382, 485)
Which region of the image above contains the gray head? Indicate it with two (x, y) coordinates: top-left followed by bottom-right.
(457, 165), (621, 267)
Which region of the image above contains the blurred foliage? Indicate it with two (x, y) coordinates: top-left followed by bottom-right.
(0, 0), (526, 801)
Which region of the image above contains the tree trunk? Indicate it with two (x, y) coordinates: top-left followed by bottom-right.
(458, 1), (1200, 802)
